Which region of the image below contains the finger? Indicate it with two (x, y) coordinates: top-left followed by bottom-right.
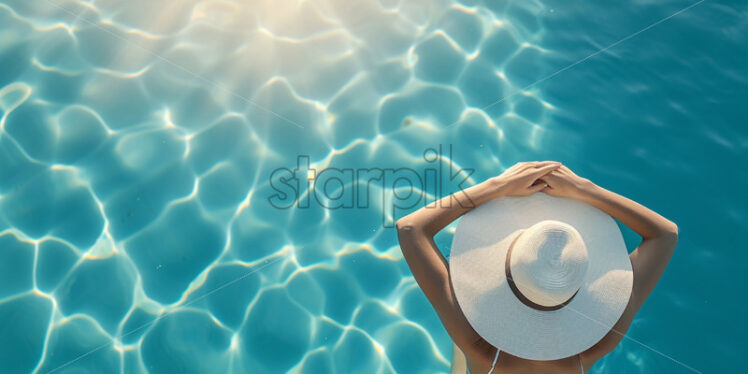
(500, 164), (522, 177)
(519, 161), (559, 176)
(535, 161), (561, 168)
(543, 169), (561, 180)
(513, 162), (527, 169)
(559, 164), (577, 176)
(528, 163), (560, 177)
(505, 162), (524, 172)
(524, 161), (547, 170)
(517, 162), (536, 172)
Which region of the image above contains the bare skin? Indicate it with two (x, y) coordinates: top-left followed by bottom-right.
(396, 161), (678, 373)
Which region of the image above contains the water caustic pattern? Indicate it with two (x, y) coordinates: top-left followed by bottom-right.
(0, 0), (745, 373)
(0, 0), (555, 372)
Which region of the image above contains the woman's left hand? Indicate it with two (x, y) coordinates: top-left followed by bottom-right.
(489, 161), (561, 197)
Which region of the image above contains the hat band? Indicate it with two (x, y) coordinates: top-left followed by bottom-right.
(504, 233), (579, 312)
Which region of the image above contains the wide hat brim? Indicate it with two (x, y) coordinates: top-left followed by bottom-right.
(449, 193), (633, 360)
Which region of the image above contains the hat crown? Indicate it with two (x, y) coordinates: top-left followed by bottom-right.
(509, 220), (589, 307)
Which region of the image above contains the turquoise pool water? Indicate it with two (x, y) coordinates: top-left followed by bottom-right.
(0, 0), (745, 373)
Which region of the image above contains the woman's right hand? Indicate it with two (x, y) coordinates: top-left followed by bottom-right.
(541, 164), (595, 200)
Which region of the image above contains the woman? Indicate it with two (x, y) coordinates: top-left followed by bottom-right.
(396, 161), (678, 373)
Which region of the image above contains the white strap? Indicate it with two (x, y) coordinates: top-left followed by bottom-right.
(486, 349), (500, 374)
(579, 355), (585, 373)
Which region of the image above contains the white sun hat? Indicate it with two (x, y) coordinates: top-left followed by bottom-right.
(449, 192), (633, 360)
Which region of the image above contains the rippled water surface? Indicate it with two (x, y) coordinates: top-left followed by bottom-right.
(0, 0), (745, 373)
